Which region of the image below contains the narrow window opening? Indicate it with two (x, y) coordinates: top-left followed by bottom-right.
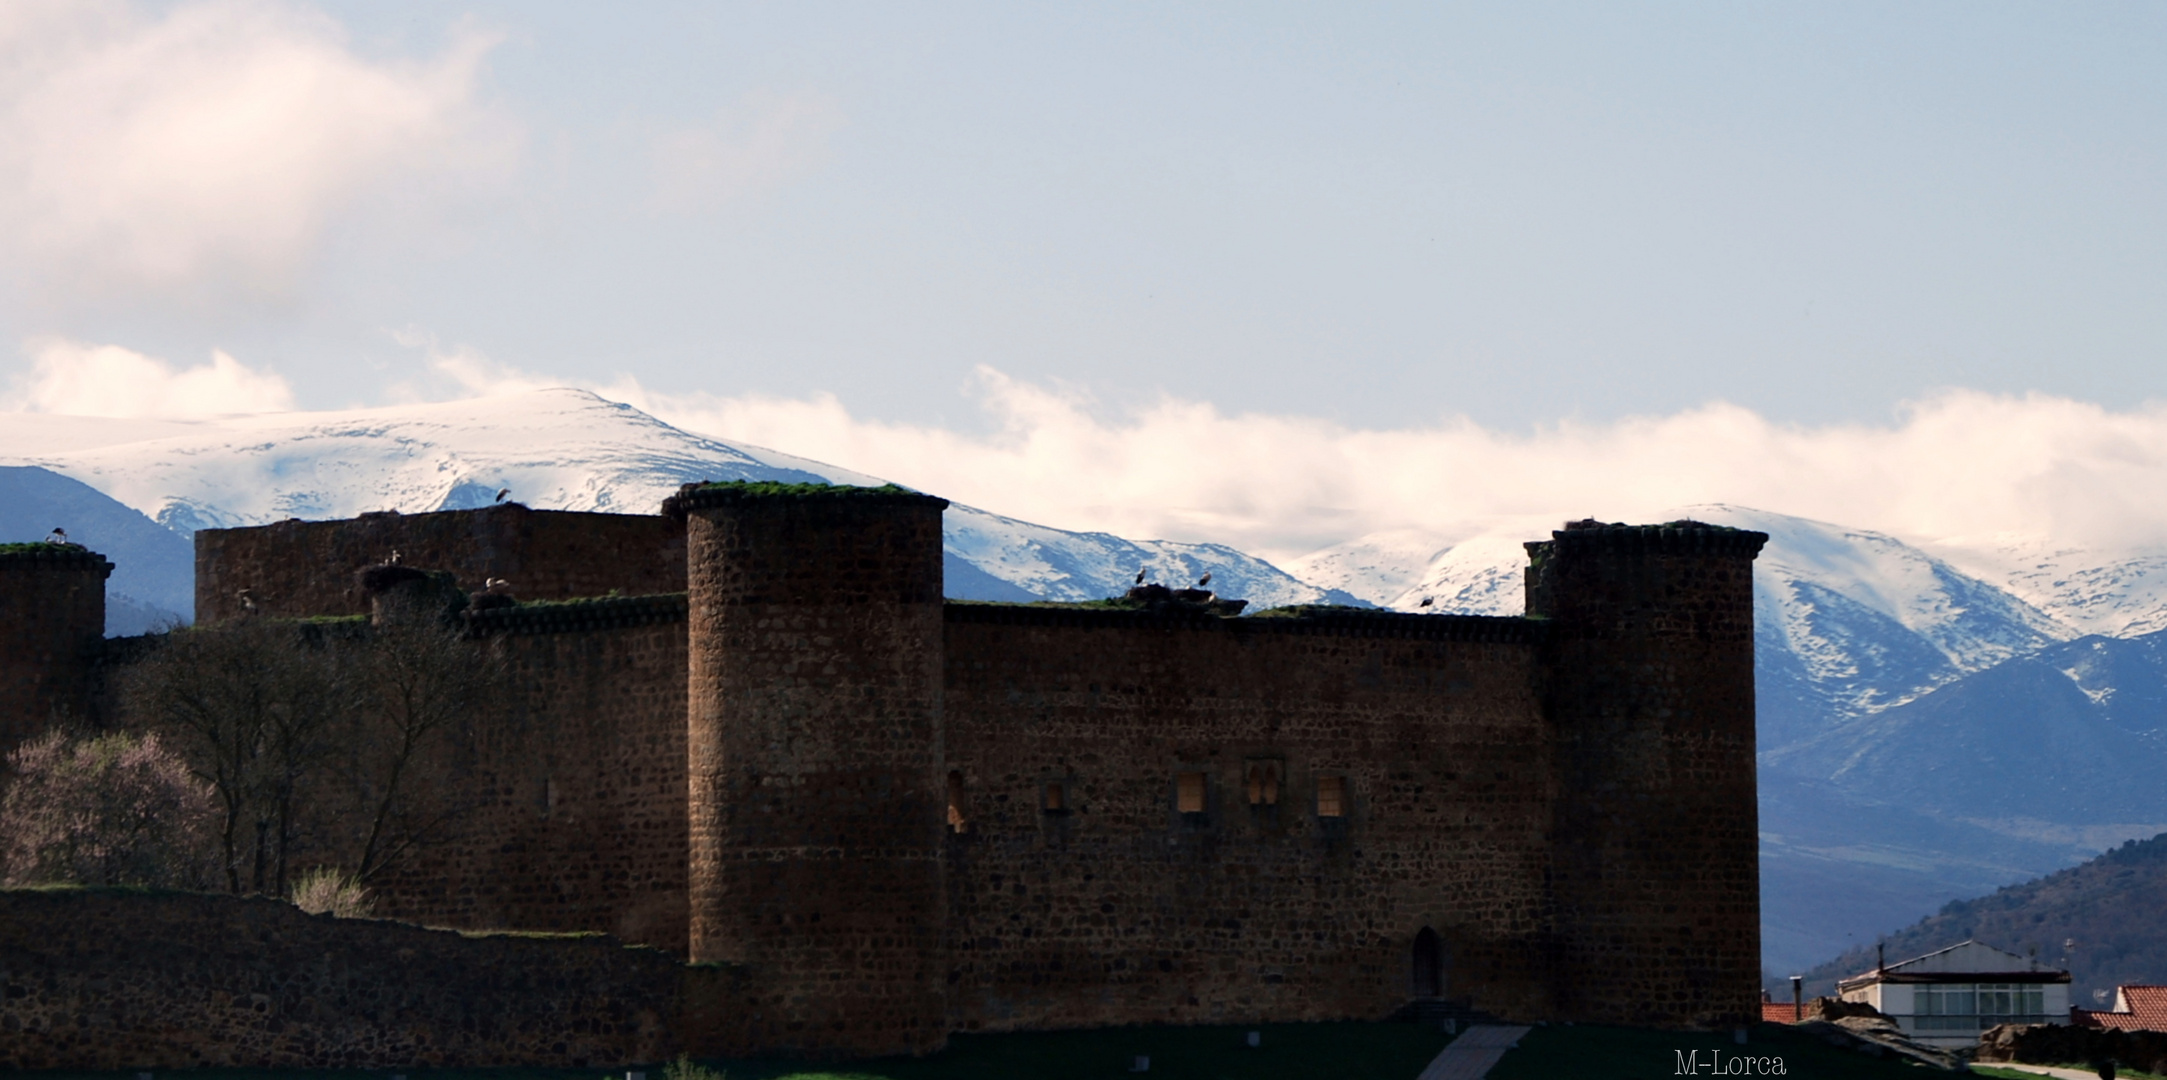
(1177, 771), (1207, 814)
(947, 770), (969, 833)
(1246, 764), (1282, 806)
(1317, 775), (1347, 818)
(1413, 927), (1444, 997)
(1246, 766), (1263, 806)
(1263, 764), (1280, 806)
(1042, 780), (1068, 814)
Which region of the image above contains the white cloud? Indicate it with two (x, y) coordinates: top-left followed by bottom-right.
(648, 91), (843, 214)
(12, 338), (294, 417)
(348, 338), (2167, 563)
(0, 0), (513, 301)
(615, 372), (2167, 563)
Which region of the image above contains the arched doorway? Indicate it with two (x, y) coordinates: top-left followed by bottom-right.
(1412, 927), (1444, 997)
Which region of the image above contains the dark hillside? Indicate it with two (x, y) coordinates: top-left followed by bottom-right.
(1791, 831), (2167, 1007)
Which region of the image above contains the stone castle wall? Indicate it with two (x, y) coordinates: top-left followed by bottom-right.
(937, 606), (1556, 1032)
(1, 498), (1766, 1065)
(194, 505), (684, 623)
(1531, 524), (1765, 1029)
(681, 487), (952, 1058)
(0, 889), (716, 1069)
(370, 595), (692, 955)
(0, 546), (110, 756)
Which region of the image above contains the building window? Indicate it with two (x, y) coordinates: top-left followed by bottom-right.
(1177, 771), (1207, 814)
(1246, 763), (1281, 806)
(947, 770), (969, 833)
(1911, 984), (2048, 1030)
(1042, 779), (1069, 814)
(1317, 776), (1347, 818)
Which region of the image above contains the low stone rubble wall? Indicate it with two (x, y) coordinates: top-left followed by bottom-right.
(0, 889), (741, 1069)
(1979, 1022), (2167, 1074)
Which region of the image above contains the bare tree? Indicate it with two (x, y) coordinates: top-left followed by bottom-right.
(124, 617), (349, 894)
(122, 577), (504, 894)
(341, 614), (501, 884)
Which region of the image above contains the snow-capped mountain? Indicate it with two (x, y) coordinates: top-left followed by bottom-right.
(1297, 504), (2074, 741)
(0, 389), (1355, 618)
(1928, 534), (2167, 640)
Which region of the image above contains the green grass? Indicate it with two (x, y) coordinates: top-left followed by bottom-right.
(687, 481), (914, 498)
(1484, 1023), (1955, 1080)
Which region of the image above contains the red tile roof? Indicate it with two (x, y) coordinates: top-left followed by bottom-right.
(1762, 1001), (1806, 1024)
(2076, 986), (2167, 1031)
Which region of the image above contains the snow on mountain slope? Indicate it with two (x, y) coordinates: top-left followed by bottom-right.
(1690, 505), (2071, 713)
(5, 390), (837, 531)
(946, 507), (1360, 610)
(1302, 505), (2071, 713)
(0, 389), (1340, 611)
(1282, 529), (1444, 604)
(1928, 535), (2167, 639)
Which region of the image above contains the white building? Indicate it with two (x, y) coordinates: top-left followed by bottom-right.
(1837, 940), (2071, 1048)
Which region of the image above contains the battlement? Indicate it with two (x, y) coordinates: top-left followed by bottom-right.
(194, 504), (686, 624)
(0, 542), (116, 575)
(1527, 518), (1770, 558)
(661, 479), (945, 519)
(466, 593), (690, 636)
(945, 600), (1538, 643)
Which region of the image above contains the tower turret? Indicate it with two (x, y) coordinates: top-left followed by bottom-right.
(1527, 519), (1767, 1028)
(0, 543), (112, 755)
(673, 482), (949, 1057)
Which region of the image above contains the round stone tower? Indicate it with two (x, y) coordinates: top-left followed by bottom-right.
(1525, 519), (1767, 1029)
(673, 483), (949, 1057)
(0, 544), (112, 755)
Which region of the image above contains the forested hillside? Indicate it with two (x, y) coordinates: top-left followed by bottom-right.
(1792, 831), (2167, 1006)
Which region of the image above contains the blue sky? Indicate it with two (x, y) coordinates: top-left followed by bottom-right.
(5, 0), (2164, 435)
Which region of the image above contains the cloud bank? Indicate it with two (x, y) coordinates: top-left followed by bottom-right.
(22, 338), (2167, 561)
(10, 338), (295, 417)
(631, 374), (2167, 560)
(0, 0), (513, 303)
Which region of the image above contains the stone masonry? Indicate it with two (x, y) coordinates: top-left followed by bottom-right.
(0, 485), (1768, 1063)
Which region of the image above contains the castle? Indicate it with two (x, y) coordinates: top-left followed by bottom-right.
(1, 482), (1768, 1058)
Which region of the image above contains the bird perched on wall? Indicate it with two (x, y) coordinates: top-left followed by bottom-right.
(495, 488), (511, 503)
(1197, 571), (1212, 588)
(1419, 597), (1434, 608)
(1134, 569), (1146, 585)
(388, 549), (402, 565)
(45, 527), (66, 544)
(237, 588), (258, 613)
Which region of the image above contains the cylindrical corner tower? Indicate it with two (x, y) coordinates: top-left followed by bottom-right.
(677, 484), (949, 1057)
(0, 545), (112, 754)
(1527, 520), (1767, 1029)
